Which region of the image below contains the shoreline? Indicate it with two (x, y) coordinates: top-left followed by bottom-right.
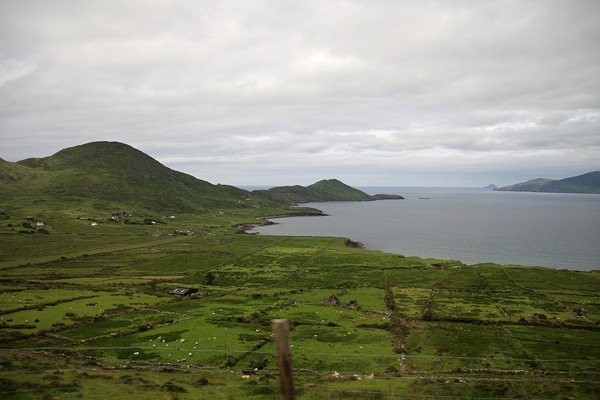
(246, 196), (600, 272)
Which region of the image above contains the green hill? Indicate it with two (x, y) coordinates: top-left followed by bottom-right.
(253, 178), (403, 204)
(496, 171), (600, 194)
(2, 141), (257, 214)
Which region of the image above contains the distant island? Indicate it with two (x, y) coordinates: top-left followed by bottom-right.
(495, 171), (600, 194)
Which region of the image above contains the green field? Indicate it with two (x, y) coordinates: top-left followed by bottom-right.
(1, 212), (599, 399)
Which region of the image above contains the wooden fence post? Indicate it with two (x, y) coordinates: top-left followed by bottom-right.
(272, 319), (295, 400)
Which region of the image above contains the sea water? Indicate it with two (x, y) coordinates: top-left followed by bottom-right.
(252, 188), (600, 271)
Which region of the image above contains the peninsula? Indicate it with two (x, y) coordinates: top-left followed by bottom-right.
(495, 171), (600, 194)
(252, 178), (404, 205)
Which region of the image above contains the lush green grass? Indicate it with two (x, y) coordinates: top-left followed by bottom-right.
(1, 220), (599, 399)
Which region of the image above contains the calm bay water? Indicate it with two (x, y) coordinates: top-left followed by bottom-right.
(252, 188), (600, 271)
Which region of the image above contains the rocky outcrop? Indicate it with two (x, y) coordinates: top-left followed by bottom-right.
(322, 294), (359, 309)
(323, 294), (340, 306)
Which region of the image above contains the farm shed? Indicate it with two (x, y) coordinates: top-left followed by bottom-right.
(169, 287), (198, 296)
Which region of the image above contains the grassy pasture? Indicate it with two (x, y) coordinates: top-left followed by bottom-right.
(0, 290), (163, 335)
(1, 224), (599, 399)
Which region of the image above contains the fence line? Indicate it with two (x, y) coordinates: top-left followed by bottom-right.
(1, 347), (598, 364)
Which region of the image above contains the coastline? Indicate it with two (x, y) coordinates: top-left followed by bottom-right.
(249, 191), (600, 271)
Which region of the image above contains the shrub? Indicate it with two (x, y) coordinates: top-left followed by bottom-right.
(160, 381), (187, 393)
(196, 377), (209, 386)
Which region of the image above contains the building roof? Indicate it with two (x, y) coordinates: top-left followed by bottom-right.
(169, 287), (198, 296)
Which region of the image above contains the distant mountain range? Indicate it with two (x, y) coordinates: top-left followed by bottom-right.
(0, 141), (399, 214)
(495, 171), (600, 194)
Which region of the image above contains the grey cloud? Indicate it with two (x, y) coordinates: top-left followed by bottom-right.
(1, 0), (599, 186)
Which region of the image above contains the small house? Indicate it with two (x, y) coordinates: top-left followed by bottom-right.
(169, 287), (198, 296)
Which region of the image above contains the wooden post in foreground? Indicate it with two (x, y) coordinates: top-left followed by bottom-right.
(272, 319), (295, 400)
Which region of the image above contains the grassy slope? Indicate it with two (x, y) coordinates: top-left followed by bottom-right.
(539, 170), (600, 193)
(11, 141), (257, 213)
(0, 142), (325, 238)
(495, 178), (554, 192)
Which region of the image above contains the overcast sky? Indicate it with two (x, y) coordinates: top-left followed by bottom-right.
(1, 1), (599, 187)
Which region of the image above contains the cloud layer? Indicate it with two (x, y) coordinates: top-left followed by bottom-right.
(1, 0), (599, 186)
